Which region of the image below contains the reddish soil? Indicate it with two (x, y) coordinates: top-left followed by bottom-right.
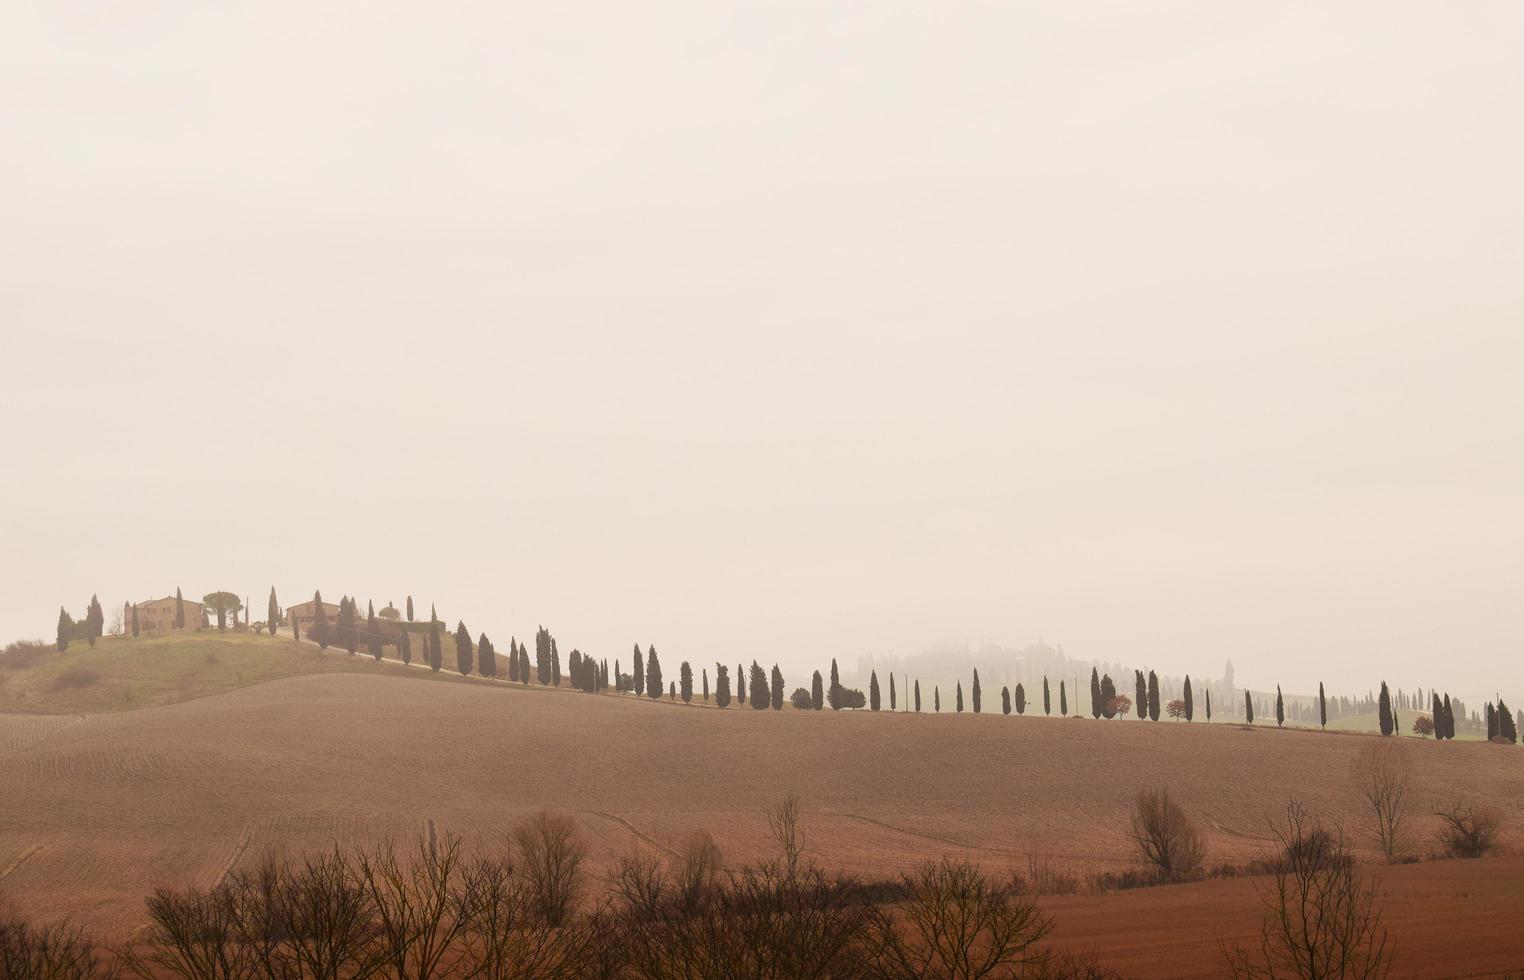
(0, 672), (1520, 975)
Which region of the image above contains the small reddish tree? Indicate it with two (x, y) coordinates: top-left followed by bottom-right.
(1166, 698), (1187, 720)
(1412, 716), (1435, 739)
(1106, 694), (1132, 718)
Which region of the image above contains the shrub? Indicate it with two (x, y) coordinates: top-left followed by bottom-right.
(790, 687), (813, 709)
(1127, 789), (1205, 882)
(0, 915), (115, 980)
(1432, 801), (1503, 858)
(1224, 803), (1393, 980)
(867, 859), (1051, 979)
(51, 667), (101, 690)
(0, 640), (50, 670)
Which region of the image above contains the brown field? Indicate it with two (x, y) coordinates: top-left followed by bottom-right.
(1, 649), (1521, 977)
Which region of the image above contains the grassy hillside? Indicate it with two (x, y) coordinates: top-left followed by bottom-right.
(0, 630), (474, 714)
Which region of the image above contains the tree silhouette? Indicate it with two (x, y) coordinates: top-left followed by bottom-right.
(1378, 681), (1393, 736)
(715, 663), (731, 708)
(1135, 670), (1147, 720)
(366, 601), (382, 661)
(935, 686), (941, 713)
(1043, 677), (1051, 715)
(645, 646), (662, 700)
(1500, 700), (1518, 743)
(890, 673), (897, 710)
(1147, 671), (1160, 721)
(771, 664), (784, 710)
(56, 607), (72, 652)
(1275, 685), (1284, 728)
(551, 639), (561, 686)
(827, 658), (842, 710)
(454, 621), (472, 675)
(1090, 668), (1102, 719)
(680, 661), (693, 703)
(1060, 680), (1068, 716)
(405, 596), (414, 622)
(267, 588), (280, 635)
(811, 670), (824, 710)
(736, 663), (746, 705)
(870, 671), (881, 711)
(1244, 689), (1254, 724)
(971, 669), (981, 714)
(1183, 676), (1194, 722)
(703, 667), (709, 702)
(1015, 683), (1027, 715)
(174, 587), (186, 630)
(131, 603), (140, 638)
(914, 679), (922, 712)
(749, 662), (768, 709)
(1001, 686), (1011, 715)
(1319, 682), (1328, 729)
(1205, 688), (1212, 722)
(478, 633), (495, 677)
(1100, 674), (1118, 719)
(427, 621), (442, 672)
(631, 644), (644, 695)
(310, 592), (330, 649)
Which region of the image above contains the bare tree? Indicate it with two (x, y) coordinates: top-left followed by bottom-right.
(510, 810), (586, 928)
(458, 856), (607, 980)
(673, 830), (724, 913)
(354, 837), (472, 980)
(1431, 801), (1504, 858)
(1127, 789), (1205, 882)
(868, 859), (1051, 980)
(1223, 803), (1394, 980)
(1353, 742), (1412, 862)
(0, 915), (119, 980)
(767, 793), (806, 881)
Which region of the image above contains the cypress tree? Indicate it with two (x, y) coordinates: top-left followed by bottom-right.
(870, 671), (881, 711)
(703, 668), (710, 702)
(1275, 685), (1284, 728)
(812, 671), (824, 710)
(478, 633), (495, 677)
(1244, 689), (1254, 724)
(508, 640), (520, 682)
(935, 686), (941, 713)
(889, 673), (897, 710)
(56, 607), (72, 652)
(1060, 680), (1068, 716)
(1090, 668), (1102, 719)
(1378, 681), (1393, 736)
(340, 597), (358, 655)
(1015, 682), (1027, 715)
(551, 639), (561, 686)
(454, 621), (472, 675)
(1502, 701), (1520, 743)
(174, 587), (186, 630)
(1183, 676), (1194, 721)
(914, 679), (921, 712)
(520, 641), (530, 686)
(400, 629), (411, 665)
(954, 681), (963, 712)
(367, 601), (382, 661)
(772, 665), (784, 709)
(1147, 671), (1160, 721)
(1100, 674), (1117, 718)
(680, 661), (693, 703)
(736, 664), (746, 705)
(312, 591), (330, 650)
(131, 603), (140, 638)
(1319, 682), (1328, 729)
(406, 596), (414, 622)
(1205, 688), (1212, 722)
(1135, 670), (1147, 720)
(643, 647), (661, 700)
(971, 669), (981, 714)
(828, 659), (841, 710)
(1043, 677), (1051, 715)
(427, 622), (442, 672)
(715, 663), (731, 707)
(1000, 686), (1011, 715)
(633, 645), (645, 696)
(749, 662), (768, 709)
(1442, 693), (1453, 739)
(268, 588), (280, 635)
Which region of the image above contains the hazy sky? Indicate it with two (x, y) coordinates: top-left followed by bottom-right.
(4, 2), (1521, 699)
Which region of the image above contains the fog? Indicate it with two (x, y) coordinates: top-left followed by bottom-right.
(3, 2), (1521, 699)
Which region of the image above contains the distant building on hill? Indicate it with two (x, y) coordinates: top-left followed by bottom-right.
(285, 599), (342, 632)
(127, 594), (206, 633)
